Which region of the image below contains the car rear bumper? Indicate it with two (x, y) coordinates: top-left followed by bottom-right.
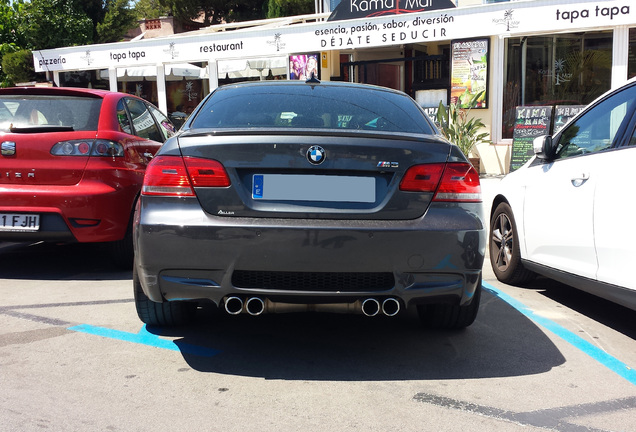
(134, 197), (486, 309)
(0, 181), (137, 243)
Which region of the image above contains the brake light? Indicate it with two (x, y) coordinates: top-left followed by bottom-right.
(142, 156), (230, 197)
(51, 139), (124, 157)
(399, 163), (444, 192)
(183, 157), (230, 188)
(400, 162), (481, 202)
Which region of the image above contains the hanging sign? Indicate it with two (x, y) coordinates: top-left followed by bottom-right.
(328, 0), (456, 21)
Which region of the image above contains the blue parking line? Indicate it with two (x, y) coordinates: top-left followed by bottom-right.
(68, 324), (220, 357)
(483, 281), (636, 386)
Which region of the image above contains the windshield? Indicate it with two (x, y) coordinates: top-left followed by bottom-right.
(0, 95), (102, 132)
(190, 83), (435, 135)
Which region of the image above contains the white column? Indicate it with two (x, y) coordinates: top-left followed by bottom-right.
(52, 71), (61, 87)
(156, 64), (168, 115)
(108, 68), (117, 92)
(208, 61), (219, 93)
(612, 26), (629, 89)
(491, 35), (506, 145)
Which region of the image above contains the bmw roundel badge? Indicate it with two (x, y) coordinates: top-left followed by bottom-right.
(307, 145), (325, 165)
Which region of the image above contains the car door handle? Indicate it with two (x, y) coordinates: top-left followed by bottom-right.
(571, 172), (590, 187)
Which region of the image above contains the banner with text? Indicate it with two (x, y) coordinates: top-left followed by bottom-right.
(33, 0), (633, 73)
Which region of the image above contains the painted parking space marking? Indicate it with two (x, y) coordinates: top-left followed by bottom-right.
(483, 281), (636, 386)
(414, 392), (636, 431)
(7, 287), (635, 378)
(68, 324), (221, 357)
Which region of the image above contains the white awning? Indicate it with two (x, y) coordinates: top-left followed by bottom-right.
(218, 56), (287, 78)
(99, 63), (206, 81)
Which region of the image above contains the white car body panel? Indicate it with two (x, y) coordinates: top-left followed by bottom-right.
(491, 77), (636, 310)
(593, 146), (636, 289)
(522, 156), (597, 279)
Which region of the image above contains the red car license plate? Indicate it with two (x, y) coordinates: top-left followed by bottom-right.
(0, 213), (40, 231)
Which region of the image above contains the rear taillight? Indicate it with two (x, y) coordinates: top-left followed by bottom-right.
(142, 156), (230, 197)
(183, 157), (230, 188)
(51, 139), (124, 157)
(400, 162), (481, 202)
(399, 163), (445, 193)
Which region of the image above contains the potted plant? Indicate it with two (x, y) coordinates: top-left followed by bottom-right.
(435, 100), (491, 173)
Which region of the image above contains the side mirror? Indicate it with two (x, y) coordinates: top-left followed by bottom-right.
(533, 135), (554, 160)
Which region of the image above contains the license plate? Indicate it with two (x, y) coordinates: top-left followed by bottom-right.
(253, 174), (375, 203)
(0, 213), (40, 231)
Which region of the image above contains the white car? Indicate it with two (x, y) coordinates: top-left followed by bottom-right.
(489, 78), (636, 311)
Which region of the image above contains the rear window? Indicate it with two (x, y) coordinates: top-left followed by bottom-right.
(0, 95), (102, 132)
(190, 84), (435, 134)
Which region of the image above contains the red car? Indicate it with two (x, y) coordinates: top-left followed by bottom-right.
(0, 87), (175, 267)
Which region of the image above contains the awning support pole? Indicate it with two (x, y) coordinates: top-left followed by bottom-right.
(156, 65), (168, 115)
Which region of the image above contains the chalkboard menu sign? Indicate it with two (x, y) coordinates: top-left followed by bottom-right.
(421, 107), (440, 125)
(509, 106), (552, 172)
(553, 105), (586, 133)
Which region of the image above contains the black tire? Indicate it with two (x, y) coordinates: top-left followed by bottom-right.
(418, 276), (481, 329)
(108, 230), (134, 270)
(133, 266), (197, 326)
(106, 211), (134, 270)
(489, 202), (535, 285)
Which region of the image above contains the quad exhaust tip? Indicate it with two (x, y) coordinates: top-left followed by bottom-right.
(362, 298), (401, 317)
(382, 298), (401, 317)
(361, 298), (381, 317)
(245, 297), (265, 316)
(224, 296), (244, 315)
(223, 296), (400, 317)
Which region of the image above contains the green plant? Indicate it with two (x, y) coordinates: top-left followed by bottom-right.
(2, 49), (35, 85)
(436, 100), (491, 158)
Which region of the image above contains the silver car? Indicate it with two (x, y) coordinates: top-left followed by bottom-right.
(133, 80), (485, 328)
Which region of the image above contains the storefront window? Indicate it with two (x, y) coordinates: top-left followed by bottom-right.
(629, 28), (636, 80)
(164, 62), (207, 123)
(60, 70), (109, 90)
(502, 31), (612, 139)
(118, 81), (158, 107)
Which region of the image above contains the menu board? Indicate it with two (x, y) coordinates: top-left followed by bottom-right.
(450, 38), (489, 109)
(553, 105), (586, 133)
(509, 106), (552, 172)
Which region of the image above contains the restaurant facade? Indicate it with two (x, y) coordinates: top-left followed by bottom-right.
(33, 0), (636, 174)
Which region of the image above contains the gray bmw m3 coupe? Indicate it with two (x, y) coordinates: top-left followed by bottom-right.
(133, 79), (485, 329)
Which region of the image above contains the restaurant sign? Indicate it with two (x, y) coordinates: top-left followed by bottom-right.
(32, 0), (634, 74)
(328, 0), (457, 21)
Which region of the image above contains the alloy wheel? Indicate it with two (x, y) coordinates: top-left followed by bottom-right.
(491, 212), (513, 272)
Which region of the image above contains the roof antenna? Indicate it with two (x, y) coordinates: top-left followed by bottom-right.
(305, 72), (320, 85)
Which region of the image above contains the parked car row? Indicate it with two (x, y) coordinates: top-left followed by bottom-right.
(4, 77), (635, 330)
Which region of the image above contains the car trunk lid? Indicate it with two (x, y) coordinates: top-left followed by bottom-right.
(176, 129), (452, 220)
(0, 131), (100, 186)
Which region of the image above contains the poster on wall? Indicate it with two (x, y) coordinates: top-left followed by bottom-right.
(450, 38), (489, 109)
(509, 106), (553, 172)
(289, 54), (320, 80)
